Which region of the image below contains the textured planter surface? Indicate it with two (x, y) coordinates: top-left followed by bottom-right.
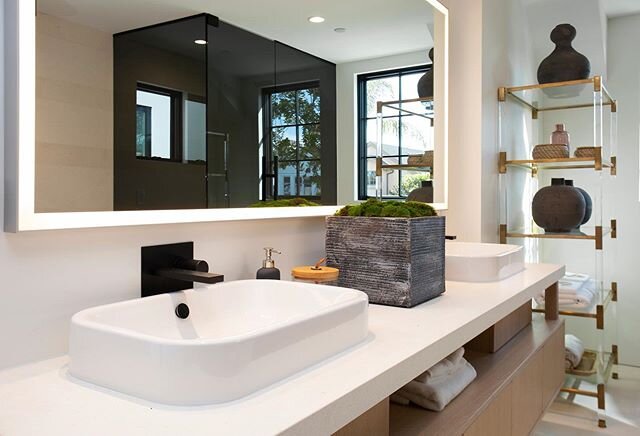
(325, 215), (445, 308)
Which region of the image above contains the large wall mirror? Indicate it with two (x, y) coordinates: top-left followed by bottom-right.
(4, 0), (448, 231)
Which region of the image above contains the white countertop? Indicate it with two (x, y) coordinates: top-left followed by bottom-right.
(0, 263), (563, 436)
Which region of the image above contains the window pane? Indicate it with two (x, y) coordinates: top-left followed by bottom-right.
(271, 126), (297, 161)
(136, 90), (172, 159)
(277, 161), (297, 196)
(366, 158), (378, 197)
(401, 71), (426, 103)
(400, 170), (431, 197)
(184, 100), (206, 162)
(299, 124), (321, 159)
(380, 167), (400, 197)
(299, 160), (321, 196)
(271, 90), (297, 126)
(136, 105), (151, 157)
(366, 76), (400, 118)
(298, 88), (320, 124)
(366, 118), (399, 157)
(401, 115), (434, 155)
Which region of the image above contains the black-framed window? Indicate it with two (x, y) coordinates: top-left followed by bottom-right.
(357, 65), (433, 199)
(135, 83), (183, 161)
(264, 82), (322, 198)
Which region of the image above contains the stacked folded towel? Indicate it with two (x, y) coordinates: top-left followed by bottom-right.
(565, 334), (585, 370)
(392, 348), (477, 412)
(535, 273), (597, 309)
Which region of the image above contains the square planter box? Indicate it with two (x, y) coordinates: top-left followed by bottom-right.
(325, 215), (446, 308)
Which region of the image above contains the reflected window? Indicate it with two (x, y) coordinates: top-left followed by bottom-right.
(357, 65), (431, 199)
(135, 84), (182, 160)
(265, 83), (321, 198)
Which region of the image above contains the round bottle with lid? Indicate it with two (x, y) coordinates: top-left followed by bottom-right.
(291, 259), (339, 286)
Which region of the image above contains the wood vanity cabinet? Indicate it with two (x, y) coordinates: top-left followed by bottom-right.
(387, 315), (564, 436)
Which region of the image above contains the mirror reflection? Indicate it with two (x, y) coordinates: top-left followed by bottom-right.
(35, 0), (442, 212)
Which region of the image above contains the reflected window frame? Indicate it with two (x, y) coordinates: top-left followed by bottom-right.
(262, 80), (322, 200)
(135, 82), (184, 162)
(356, 64), (430, 200)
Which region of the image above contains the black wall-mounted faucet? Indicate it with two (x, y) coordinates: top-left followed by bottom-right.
(141, 242), (224, 298)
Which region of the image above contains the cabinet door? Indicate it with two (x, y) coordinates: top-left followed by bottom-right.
(543, 323), (565, 408)
(512, 351), (544, 435)
(464, 382), (512, 436)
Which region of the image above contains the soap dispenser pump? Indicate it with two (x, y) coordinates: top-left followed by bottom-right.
(257, 247), (281, 280)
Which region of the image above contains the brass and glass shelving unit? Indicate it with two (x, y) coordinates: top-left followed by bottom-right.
(375, 97), (434, 199)
(497, 76), (618, 428)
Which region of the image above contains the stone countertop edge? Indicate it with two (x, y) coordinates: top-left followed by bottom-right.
(0, 263), (565, 436)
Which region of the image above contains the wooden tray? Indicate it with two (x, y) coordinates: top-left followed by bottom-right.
(566, 350), (597, 376)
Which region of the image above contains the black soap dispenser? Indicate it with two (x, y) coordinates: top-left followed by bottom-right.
(256, 247), (281, 280)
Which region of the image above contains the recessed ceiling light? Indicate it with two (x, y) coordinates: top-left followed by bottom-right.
(308, 16), (325, 23)
(334, 27), (347, 33)
(194, 39), (207, 45)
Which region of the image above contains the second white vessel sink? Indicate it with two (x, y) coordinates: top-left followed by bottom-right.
(69, 280), (368, 405)
(445, 242), (525, 282)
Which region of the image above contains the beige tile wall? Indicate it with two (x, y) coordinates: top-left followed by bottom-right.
(36, 13), (114, 212)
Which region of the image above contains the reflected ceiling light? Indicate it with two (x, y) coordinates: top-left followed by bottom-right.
(308, 16), (325, 23)
(194, 39), (207, 45)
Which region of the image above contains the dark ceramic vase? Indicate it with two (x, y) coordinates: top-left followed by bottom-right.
(565, 179), (592, 226)
(532, 178), (586, 233)
(407, 180), (434, 203)
(417, 48), (434, 99)
(537, 24), (590, 85)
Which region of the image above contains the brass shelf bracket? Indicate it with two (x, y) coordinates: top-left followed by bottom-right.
(611, 219), (617, 238)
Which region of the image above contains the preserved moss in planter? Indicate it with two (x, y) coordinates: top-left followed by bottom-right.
(326, 200), (445, 308)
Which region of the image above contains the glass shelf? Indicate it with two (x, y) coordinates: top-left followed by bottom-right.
(503, 225), (613, 240)
(563, 348), (616, 385)
(533, 285), (616, 329)
(499, 150), (616, 175)
(500, 76), (616, 113)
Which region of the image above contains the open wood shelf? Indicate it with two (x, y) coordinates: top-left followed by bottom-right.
(389, 316), (563, 436)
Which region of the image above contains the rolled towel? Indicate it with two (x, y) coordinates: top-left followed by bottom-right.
(398, 359), (477, 412)
(414, 347), (465, 384)
(565, 334), (584, 369)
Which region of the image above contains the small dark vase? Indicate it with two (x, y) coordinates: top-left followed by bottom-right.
(407, 180), (434, 203)
(417, 48), (434, 99)
(532, 178), (586, 233)
(565, 179), (592, 226)
(537, 24), (590, 85)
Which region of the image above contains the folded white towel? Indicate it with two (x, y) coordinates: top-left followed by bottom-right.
(390, 393), (410, 405)
(558, 274), (590, 296)
(565, 334), (584, 369)
(535, 278), (597, 307)
(414, 347), (465, 384)
(398, 359), (477, 412)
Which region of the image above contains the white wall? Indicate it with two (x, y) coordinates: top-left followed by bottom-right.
(335, 50), (427, 205)
(606, 12), (640, 365)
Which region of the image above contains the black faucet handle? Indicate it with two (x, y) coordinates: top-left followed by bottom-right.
(175, 258), (209, 272)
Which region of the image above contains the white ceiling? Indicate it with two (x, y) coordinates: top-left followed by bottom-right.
(602, 0), (640, 18)
(38, 0), (434, 64)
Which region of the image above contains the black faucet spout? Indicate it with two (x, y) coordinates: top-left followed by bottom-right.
(156, 267), (224, 284)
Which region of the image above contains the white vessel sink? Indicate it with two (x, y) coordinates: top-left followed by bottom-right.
(445, 242), (525, 282)
(69, 280), (368, 405)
